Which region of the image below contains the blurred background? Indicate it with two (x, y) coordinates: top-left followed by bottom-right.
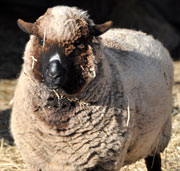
(0, 1), (180, 170)
(0, 0), (180, 79)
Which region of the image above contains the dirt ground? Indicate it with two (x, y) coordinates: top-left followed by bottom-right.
(0, 62), (180, 171)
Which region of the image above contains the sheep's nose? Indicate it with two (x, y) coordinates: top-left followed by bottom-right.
(45, 60), (66, 89)
(47, 61), (62, 79)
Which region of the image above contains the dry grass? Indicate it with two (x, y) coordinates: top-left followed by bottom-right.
(0, 62), (180, 171)
(0, 79), (16, 111)
(0, 140), (26, 171)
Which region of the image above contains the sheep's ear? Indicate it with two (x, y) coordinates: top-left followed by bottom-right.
(93, 21), (113, 36)
(17, 19), (34, 34)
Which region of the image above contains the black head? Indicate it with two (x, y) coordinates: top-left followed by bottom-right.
(40, 45), (86, 94)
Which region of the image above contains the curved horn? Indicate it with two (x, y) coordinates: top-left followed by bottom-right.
(17, 19), (34, 34)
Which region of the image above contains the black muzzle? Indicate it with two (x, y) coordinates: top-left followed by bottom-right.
(44, 60), (66, 89)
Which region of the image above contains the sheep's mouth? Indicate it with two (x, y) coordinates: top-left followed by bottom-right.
(44, 69), (67, 90)
(43, 65), (86, 94)
(45, 83), (61, 90)
(45, 77), (87, 95)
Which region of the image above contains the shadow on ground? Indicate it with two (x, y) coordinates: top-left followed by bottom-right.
(0, 109), (14, 145)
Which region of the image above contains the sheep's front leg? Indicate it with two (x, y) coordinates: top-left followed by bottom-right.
(145, 153), (161, 171)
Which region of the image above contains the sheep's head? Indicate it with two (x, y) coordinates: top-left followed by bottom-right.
(18, 6), (112, 95)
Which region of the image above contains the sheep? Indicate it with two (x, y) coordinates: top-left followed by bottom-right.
(11, 5), (173, 171)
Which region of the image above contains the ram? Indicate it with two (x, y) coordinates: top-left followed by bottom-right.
(11, 5), (173, 171)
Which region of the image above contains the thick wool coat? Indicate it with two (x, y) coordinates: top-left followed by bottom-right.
(11, 6), (173, 171)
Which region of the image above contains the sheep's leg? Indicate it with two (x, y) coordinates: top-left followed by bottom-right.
(145, 153), (161, 171)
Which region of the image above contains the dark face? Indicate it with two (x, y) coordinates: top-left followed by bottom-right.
(42, 47), (67, 90)
(41, 44), (88, 94)
(17, 16), (112, 95)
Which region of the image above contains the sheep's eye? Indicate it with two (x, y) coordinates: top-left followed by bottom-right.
(77, 44), (85, 49)
(37, 35), (43, 46)
(75, 39), (81, 45)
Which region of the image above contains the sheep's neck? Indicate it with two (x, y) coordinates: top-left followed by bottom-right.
(78, 57), (111, 103)
(31, 56), (114, 135)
